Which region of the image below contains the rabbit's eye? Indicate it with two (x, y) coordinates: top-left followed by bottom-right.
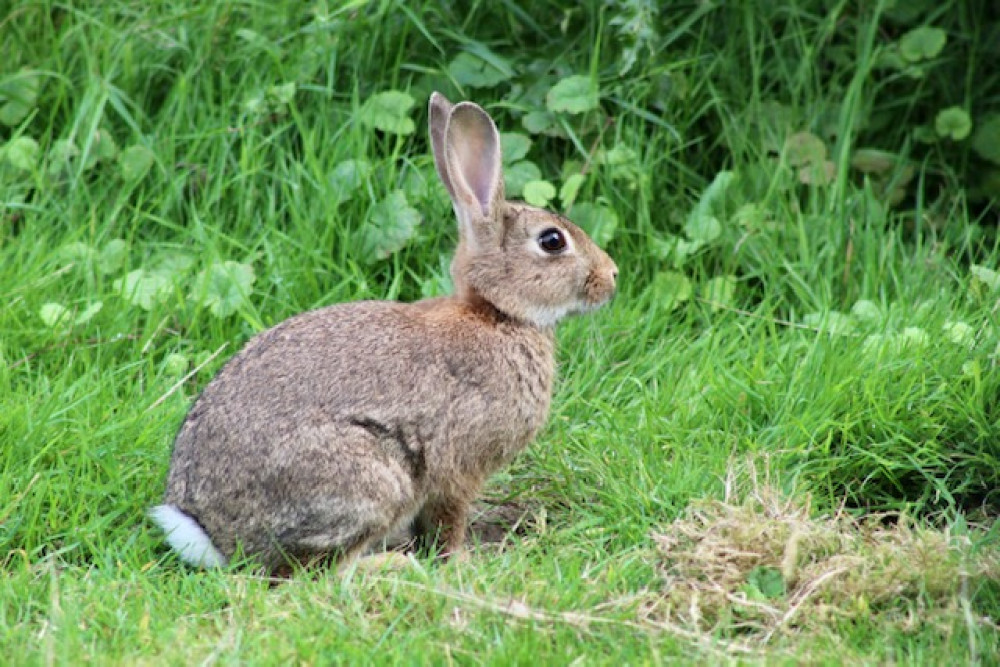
(537, 228), (567, 254)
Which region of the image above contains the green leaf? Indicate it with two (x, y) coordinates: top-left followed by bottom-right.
(5, 136), (39, 172)
(402, 167), (434, 201)
(901, 326), (929, 347)
(269, 81), (296, 106)
(850, 149), (898, 174)
(191, 261), (256, 318)
(597, 144), (639, 168)
(560, 173), (585, 209)
(119, 144), (155, 182)
(504, 160), (542, 197)
(358, 190), (422, 263)
(597, 144), (643, 187)
(154, 253), (196, 276)
(970, 264), (1000, 291)
(943, 321), (975, 348)
(673, 239), (703, 268)
(242, 92), (265, 115)
(934, 107), (972, 141)
(522, 110), (555, 135)
(58, 241), (95, 265)
(37, 300), (100, 328)
(875, 45), (909, 73)
(850, 299), (882, 323)
(734, 203), (768, 230)
(522, 180), (556, 207)
(162, 353), (190, 376)
(648, 271), (692, 311)
(972, 114), (1000, 165)
(684, 214), (721, 244)
(39, 302), (71, 328)
(701, 276), (736, 310)
(913, 125), (937, 144)
(448, 52), (512, 88)
(92, 130), (119, 162)
(329, 158), (372, 204)
(747, 566), (785, 600)
(798, 160), (836, 186)
(0, 70), (41, 127)
(681, 170), (734, 246)
(899, 26), (947, 63)
(783, 131), (827, 167)
(694, 170), (734, 214)
(98, 239), (129, 275)
(0, 99), (32, 127)
(47, 139), (79, 175)
(571, 202), (618, 246)
(74, 301), (103, 325)
(546, 75), (599, 115)
(500, 133), (532, 164)
(358, 90), (415, 135)
(114, 269), (176, 311)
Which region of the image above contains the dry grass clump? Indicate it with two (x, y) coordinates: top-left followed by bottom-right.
(647, 483), (999, 643)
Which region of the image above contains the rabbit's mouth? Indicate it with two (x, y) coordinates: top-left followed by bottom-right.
(583, 272), (617, 309)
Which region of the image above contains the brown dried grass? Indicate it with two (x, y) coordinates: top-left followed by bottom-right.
(646, 473), (999, 647)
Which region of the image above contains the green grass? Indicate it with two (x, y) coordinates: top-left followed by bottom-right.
(3, 0), (999, 663)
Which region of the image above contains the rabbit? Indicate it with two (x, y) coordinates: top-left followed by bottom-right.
(150, 91), (618, 571)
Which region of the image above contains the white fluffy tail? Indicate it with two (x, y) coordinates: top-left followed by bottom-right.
(149, 504), (227, 568)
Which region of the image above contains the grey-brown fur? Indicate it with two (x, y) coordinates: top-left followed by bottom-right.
(153, 92), (617, 571)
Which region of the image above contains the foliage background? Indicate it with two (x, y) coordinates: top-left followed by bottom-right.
(1, 0), (998, 662)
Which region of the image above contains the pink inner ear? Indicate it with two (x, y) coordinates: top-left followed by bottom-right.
(459, 134), (498, 215)
(448, 107), (501, 217)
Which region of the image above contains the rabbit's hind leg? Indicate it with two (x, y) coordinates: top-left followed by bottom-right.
(264, 425), (423, 569)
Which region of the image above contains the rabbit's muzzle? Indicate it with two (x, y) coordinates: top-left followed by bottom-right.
(583, 258), (618, 309)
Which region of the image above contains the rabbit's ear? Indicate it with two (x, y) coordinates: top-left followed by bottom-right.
(443, 101), (505, 249)
(429, 92), (456, 201)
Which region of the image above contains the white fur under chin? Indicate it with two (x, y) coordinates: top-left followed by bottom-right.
(522, 301), (604, 329)
(149, 504), (227, 568)
(521, 303), (576, 329)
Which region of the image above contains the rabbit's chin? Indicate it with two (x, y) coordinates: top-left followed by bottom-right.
(521, 299), (609, 329)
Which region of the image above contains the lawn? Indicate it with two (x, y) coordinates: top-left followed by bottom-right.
(2, 1), (998, 663)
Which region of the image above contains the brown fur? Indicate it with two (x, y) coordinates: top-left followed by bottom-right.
(155, 92), (617, 571)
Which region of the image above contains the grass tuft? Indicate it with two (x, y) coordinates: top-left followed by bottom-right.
(648, 468), (1000, 657)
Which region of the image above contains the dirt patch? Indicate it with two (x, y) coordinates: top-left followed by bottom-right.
(468, 499), (538, 546)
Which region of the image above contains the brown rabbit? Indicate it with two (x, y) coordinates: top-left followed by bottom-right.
(150, 92), (618, 570)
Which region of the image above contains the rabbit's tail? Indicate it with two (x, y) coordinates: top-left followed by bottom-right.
(149, 504), (227, 568)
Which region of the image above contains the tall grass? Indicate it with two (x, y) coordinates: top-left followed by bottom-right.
(1, 0), (997, 661)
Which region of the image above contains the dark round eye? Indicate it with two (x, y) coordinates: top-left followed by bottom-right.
(537, 228), (567, 254)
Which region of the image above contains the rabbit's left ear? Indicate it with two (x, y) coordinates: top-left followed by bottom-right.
(439, 99), (505, 250)
(429, 92), (456, 200)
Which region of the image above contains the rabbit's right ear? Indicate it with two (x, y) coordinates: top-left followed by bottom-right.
(429, 92), (504, 250)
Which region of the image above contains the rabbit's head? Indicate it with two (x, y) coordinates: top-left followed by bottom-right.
(429, 93), (618, 329)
